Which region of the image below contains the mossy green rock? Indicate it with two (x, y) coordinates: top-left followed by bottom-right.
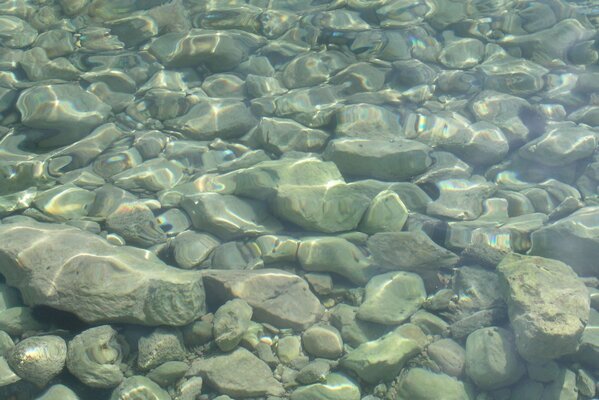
(497, 254), (590, 362)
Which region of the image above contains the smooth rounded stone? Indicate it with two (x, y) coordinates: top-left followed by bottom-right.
(6, 335), (66, 387)
(273, 181), (370, 233)
(88, 184), (137, 218)
(541, 368), (578, 400)
(575, 308), (599, 369)
(529, 206), (599, 277)
(426, 338), (465, 377)
(106, 15), (159, 47)
(510, 379), (544, 400)
(17, 85), (111, 145)
(323, 138), (432, 181)
(245, 74), (287, 98)
(34, 384), (80, 400)
(427, 177), (495, 221)
(0, 356), (20, 387)
(395, 368), (472, 400)
(110, 375), (170, 400)
(244, 117), (329, 155)
(0, 330), (14, 353)
(20, 47), (81, 81)
(367, 231), (459, 272)
(465, 327), (525, 390)
(111, 158), (184, 192)
(438, 36), (484, 69)
(133, 130), (167, 160)
(341, 325), (424, 384)
(348, 180), (432, 213)
(451, 266), (504, 320)
(149, 29), (264, 70)
(297, 236), (375, 285)
(576, 368), (595, 398)
(213, 299), (253, 352)
(330, 62), (386, 95)
(357, 272), (426, 325)
(273, 85), (340, 127)
(106, 202), (166, 247)
(182, 193), (282, 240)
(519, 125), (597, 167)
(255, 235), (298, 264)
(165, 98), (257, 140)
(334, 103), (402, 140)
(155, 208), (190, 236)
(330, 304), (387, 347)
(276, 335), (303, 365)
(409, 310), (449, 336)
(291, 372), (360, 400)
(359, 190), (408, 234)
(138, 328), (187, 371)
(0, 16), (37, 48)
(146, 361), (189, 387)
(0, 221), (206, 326)
(182, 318), (214, 348)
(187, 347), (284, 397)
(0, 307), (45, 336)
(208, 240), (262, 270)
(477, 50), (548, 96)
(282, 51), (351, 89)
(32, 183), (95, 221)
(497, 254), (590, 362)
(201, 74), (246, 98)
(173, 231), (219, 269)
(296, 360), (331, 384)
(302, 325), (343, 359)
(174, 376), (203, 400)
(202, 269), (324, 330)
(304, 273), (333, 296)
(66, 325), (124, 389)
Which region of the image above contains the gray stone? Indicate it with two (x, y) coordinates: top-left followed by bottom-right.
(426, 338), (465, 377)
(213, 299), (253, 352)
(187, 347), (284, 397)
(0, 16), (37, 48)
(541, 368), (578, 400)
(34, 384), (80, 400)
(0, 221), (206, 326)
(330, 304), (388, 348)
(202, 269), (323, 330)
(290, 373), (360, 400)
(395, 368), (472, 400)
(111, 158), (184, 192)
(497, 254), (590, 362)
(357, 272), (426, 325)
(302, 325), (343, 359)
(296, 360), (331, 384)
(66, 325), (124, 388)
(0, 356), (20, 387)
(32, 184), (95, 221)
(426, 177), (495, 221)
(138, 328), (187, 370)
(173, 231), (220, 269)
(146, 361), (189, 387)
(245, 117), (329, 155)
(334, 104), (402, 140)
(106, 202), (166, 247)
(6, 335), (66, 387)
(465, 327), (525, 390)
(110, 376), (170, 400)
(0, 307), (45, 336)
(359, 190), (409, 234)
(323, 138), (432, 181)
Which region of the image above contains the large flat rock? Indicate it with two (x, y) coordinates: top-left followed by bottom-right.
(0, 221), (205, 326)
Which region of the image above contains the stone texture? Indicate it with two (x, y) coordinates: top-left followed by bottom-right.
(395, 368), (472, 400)
(0, 221), (206, 326)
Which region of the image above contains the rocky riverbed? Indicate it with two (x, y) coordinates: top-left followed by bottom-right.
(1, 0), (599, 399)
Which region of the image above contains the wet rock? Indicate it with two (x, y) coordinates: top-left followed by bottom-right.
(202, 73), (246, 99)
(395, 368), (472, 400)
(427, 338), (465, 377)
(165, 98), (257, 140)
(111, 158), (184, 192)
(187, 347), (284, 397)
(341, 325), (424, 383)
(541, 368), (578, 400)
(331, 62), (386, 94)
(0, 221), (206, 326)
(244, 117), (329, 155)
(213, 299), (253, 352)
(202, 269), (323, 330)
(528, 206), (599, 277)
(297, 236), (375, 285)
(35, 384), (80, 400)
(17, 84), (111, 147)
(477, 50), (548, 96)
(6, 335), (67, 387)
(302, 325), (343, 359)
(173, 231), (220, 269)
(330, 304), (388, 347)
(138, 328), (186, 371)
(359, 190), (409, 234)
(33, 184), (95, 221)
(357, 271), (426, 325)
(146, 361), (188, 387)
(0, 16), (37, 48)
(182, 193), (283, 240)
(426, 177), (495, 221)
(291, 373), (360, 400)
(465, 327), (525, 390)
(0, 307), (45, 336)
(106, 202), (166, 247)
(334, 103), (402, 140)
(296, 360), (331, 384)
(323, 138), (432, 181)
(20, 47), (80, 81)
(497, 254), (590, 362)
(273, 85), (340, 127)
(438, 35), (484, 69)
(66, 325), (124, 388)
(110, 376), (170, 400)
(282, 50), (350, 89)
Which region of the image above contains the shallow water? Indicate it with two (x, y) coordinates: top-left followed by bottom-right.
(0, 0), (599, 399)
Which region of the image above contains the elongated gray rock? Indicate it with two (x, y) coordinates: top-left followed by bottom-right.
(497, 254), (590, 362)
(0, 221), (206, 326)
(202, 269), (323, 330)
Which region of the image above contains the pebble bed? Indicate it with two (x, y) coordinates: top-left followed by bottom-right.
(1, 0), (599, 399)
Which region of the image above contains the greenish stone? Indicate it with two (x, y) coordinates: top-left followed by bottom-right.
(146, 361), (189, 387)
(137, 328), (186, 371)
(244, 117), (330, 155)
(0, 356), (20, 387)
(213, 299), (253, 352)
(395, 368), (472, 400)
(302, 325), (343, 359)
(426, 338), (465, 377)
(330, 304), (388, 348)
(291, 373), (360, 400)
(409, 310), (449, 336)
(6, 335), (67, 387)
(173, 231), (220, 269)
(357, 271), (426, 325)
(298, 236), (376, 284)
(110, 376), (170, 400)
(341, 326), (422, 383)
(541, 368), (577, 400)
(182, 319), (214, 348)
(35, 384), (80, 400)
(359, 190), (408, 234)
(33, 183), (95, 220)
(465, 327), (525, 390)
(576, 368), (596, 398)
(497, 254), (590, 362)
(0, 307), (46, 336)
(527, 361), (560, 383)
(111, 158), (184, 192)
(510, 379), (543, 400)
(296, 360), (331, 384)
(323, 138), (432, 181)
(277, 335), (303, 365)
(255, 235), (299, 264)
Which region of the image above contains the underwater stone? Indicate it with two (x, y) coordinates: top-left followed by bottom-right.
(290, 373), (360, 400)
(0, 16), (37, 48)
(359, 189), (409, 234)
(213, 299), (253, 352)
(137, 327), (187, 370)
(173, 231), (220, 269)
(111, 158), (184, 192)
(34, 384), (80, 400)
(395, 368), (472, 400)
(245, 117), (330, 155)
(0, 221), (206, 326)
(302, 325), (343, 359)
(66, 325), (124, 388)
(106, 202), (166, 247)
(109, 376), (170, 400)
(334, 103), (402, 140)
(6, 335), (67, 387)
